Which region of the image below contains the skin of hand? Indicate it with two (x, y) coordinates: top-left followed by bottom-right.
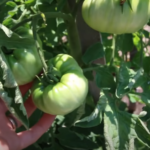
(0, 82), (56, 150)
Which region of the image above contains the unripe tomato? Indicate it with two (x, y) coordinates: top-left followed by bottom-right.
(5, 27), (43, 85)
(82, 0), (150, 34)
(31, 54), (88, 115)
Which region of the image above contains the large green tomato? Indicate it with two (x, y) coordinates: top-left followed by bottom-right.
(5, 27), (43, 85)
(82, 0), (150, 34)
(31, 54), (88, 115)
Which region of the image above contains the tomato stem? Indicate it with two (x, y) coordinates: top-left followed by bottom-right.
(17, 9), (27, 23)
(110, 34), (117, 66)
(63, 2), (83, 65)
(11, 17), (32, 31)
(32, 19), (59, 84)
(72, 0), (82, 18)
(11, 12), (72, 31)
(83, 65), (103, 72)
(100, 33), (106, 64)
(67, 19), (82, 64)
(32, 18), (60, 84)
(32, 17), (49, 83)
(140, 32), (144, 68)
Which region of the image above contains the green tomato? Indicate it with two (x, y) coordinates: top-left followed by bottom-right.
(82, 0), (150, 34)
(5, 27), (43, 85)
(31, 54), (88, 115)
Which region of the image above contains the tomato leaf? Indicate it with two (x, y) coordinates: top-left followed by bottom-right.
(132, 31), (148, 70)
(82, 42), (105, 64)
(117, 34), (134, 53)
(23, 143), (42, 150)
(56, 128), (99, 149)
(0, 24), (35, 49)
(0, 1), (17, 22)
(95, 66), (116, 93)
(83, 69), (94, 81)
(134, 139), (148, 150)
(57, 0), (67, 11)
(143, 57), (150, 74)
(127, 68), (144, 89)
(133, 32), (141, 51)
(128, 93), (143, 103)
(48, 143), (64, 150)
(75, 93), (105, 128)
(116, 62), (145, 98)
(64, 102), (86, 127)
(25, 0), (36, 8)
(0, 50), (29, 129)
(137, 81), (150, 107)
(0, 0), (9, 5)
(104, 92), (150, 150)
(140, 106), (150, 122)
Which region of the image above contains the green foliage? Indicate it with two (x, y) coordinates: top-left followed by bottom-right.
(103, 92), (150, 150)
(0, 50), (28, 129)
(116, 62), (145, 98)
(0, 24), (35, 49)
(1, 0), (150, 150)
(82, 42), (105, 64)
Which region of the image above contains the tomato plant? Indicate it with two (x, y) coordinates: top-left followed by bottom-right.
(82, 0), (150, 34)
(1, 0), (150, 150)
(32, 54), (88, 115)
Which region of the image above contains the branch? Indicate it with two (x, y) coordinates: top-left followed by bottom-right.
(11, 12), (72, 31)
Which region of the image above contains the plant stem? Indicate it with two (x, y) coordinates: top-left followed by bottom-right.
(32, 17), (49, 82)
(110, 34), (117, 66)
(63, 2), (82, 65)
(32, 17), (61, 83)
(72, 0), (82, 18)
(83, 65), (103, 72)
(11, 12), (72, 31)
(67, 19), (82, 64)
(129, 92), (141, 96)
(11, 17), (32, 31)
(140, 32), (144, 68)
(120, 34), (125, 60)
(17, 9), (27, 23)
(99, 33), (106, 64)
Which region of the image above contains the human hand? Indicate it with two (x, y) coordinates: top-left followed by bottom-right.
(0, 82), (55, 150)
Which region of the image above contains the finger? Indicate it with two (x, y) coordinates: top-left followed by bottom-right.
(5, 96), (36, 130)
(17, 114), (55, 150)
(6, 115), (18, 131)
(19, 82), (33, 96)
(19, 82), (36, 118)
(24, 96), (36, 117)
(0, 99), (8, 114)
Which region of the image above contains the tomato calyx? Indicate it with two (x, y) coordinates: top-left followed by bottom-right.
(120, 0), (132, 13)
(47, 65), (61, 83)
(39, 65), (61, 87)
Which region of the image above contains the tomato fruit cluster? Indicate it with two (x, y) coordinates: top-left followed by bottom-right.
(31, 54), (88, 115)
(82, 0), (150, 34)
